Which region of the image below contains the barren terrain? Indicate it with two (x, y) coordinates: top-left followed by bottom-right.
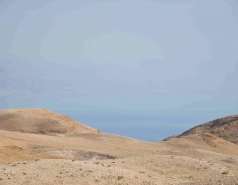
(0, 108), (238, 184)
(178, 114), (238, 144)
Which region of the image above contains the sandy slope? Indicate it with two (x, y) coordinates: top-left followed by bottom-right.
(0, 108), (99, 135)
(0, 109), (238, 184)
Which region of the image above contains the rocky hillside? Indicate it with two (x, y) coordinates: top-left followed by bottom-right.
(178, 114), (238, 144)
(0, 108), (99, 135)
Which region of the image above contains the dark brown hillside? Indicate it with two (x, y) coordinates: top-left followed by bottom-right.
(178, 114), (238, 144)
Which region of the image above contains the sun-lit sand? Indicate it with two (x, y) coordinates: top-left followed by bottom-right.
(0, 108), (238, 185)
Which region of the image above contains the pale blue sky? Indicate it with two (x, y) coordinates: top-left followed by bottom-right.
(0, 0), (238, 141)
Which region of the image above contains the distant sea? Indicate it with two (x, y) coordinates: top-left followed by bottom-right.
(63, 113), (207, 142)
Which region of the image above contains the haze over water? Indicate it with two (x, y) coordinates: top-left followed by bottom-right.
(1, 0), (238, 141)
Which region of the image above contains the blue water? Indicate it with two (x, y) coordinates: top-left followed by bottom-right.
(0, 98), (231, 141)
(0, 98), (209, 141)
(62, 113), (207, 142)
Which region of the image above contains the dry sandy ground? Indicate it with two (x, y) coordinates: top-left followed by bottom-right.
(0, 153), (238, 185)
(0, 108), (238, 184)
(0, 131), (238, 185)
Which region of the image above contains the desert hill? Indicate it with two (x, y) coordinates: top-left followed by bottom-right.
(0, 109), (238, 184)
(0, 108), (99, 135)
(177, 114), (238, 144)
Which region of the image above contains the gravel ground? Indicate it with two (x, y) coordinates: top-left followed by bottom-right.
(0, 154), (237, 185)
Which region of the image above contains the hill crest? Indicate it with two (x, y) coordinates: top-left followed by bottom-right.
(0, 108), (99, 135)
(178, 114), (238, 144)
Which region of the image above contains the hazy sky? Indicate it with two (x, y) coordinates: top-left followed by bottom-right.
(0, 0), (238, 141)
